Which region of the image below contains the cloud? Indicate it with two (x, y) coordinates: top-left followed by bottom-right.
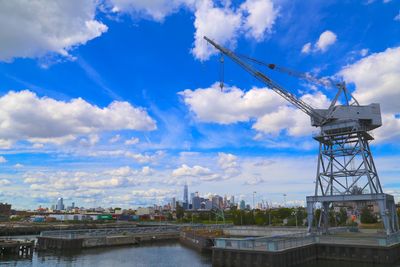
(301, 42), (312, 54)
(315, 30), (337, 52)
(180, 83), (330, 137)
(172, 164), (212, 177)
(0, 156), (7, 163)
(240, 0), (278, 41)
(109, 134), (121, 143)
(23, 166), (155, 193)
(302, 30), (337, 54)
(192, 0), (242, 61)
(131, 188), (177, 198)
(125, 137), (140, 145)
(103, 0), (280, 61)
(180, 83), (286, 124)
(395, 10), (400, 21)
(243, 177), (265, 185)
(218, 153), (238, 170)
(0, 90), (156, 146)
(0, 179), (11, 186)
(86, 149), (165, 164)
(108, 0), (195, 21)
(79, 134), (100, 147)
(340, 46), (400, 143)
(192, 0), (279, 60)
(0, 0), (107, 62)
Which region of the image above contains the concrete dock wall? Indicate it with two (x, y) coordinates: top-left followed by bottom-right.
(38, 232), (179, 251)
(83, 232), (179, 248)
(223, 227), (306, 237)
(212, 242), (400, 267)
(213, 244), (316, 267)
(179, 232), (214, 252)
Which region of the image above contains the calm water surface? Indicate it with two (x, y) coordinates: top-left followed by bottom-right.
(2, 241), (400, 267)
(1, 242), (212, 267)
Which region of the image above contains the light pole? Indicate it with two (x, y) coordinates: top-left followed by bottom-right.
(253, 191), (257, 224)
(291, 209), (298, 228)
(253, 191), (257, 211)
(283, 194), (287, 207)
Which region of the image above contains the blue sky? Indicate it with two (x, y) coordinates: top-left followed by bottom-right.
(0, 0), (399, 209)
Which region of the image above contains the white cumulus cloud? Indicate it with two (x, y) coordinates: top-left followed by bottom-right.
(180, 83), (286, 124)
(192, 0), (242, 61)
(240, 0), (278, 41)
(0, 0), (107, 62)
(340, 46), (400, 143)
(315, 30), (337, 52)
(172, 164), (212, 177)
(107, 0), (279, 61)
(180, 83), (329, 138)
(0, 90), (156, 146)
(302, 30), (337, 54)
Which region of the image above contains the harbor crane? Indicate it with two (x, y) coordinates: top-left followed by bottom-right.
(204, 36), (399, 234)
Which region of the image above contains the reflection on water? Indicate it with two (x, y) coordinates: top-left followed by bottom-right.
(2, 241), (400, 267)
(1, 241), (212, 267)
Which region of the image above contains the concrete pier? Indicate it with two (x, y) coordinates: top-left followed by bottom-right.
(0, 239), (34, 257)
(37, 226), (180, 251)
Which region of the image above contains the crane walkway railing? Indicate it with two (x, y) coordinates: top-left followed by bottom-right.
(214, 229), (400, 252)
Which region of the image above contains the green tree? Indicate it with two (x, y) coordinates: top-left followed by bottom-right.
(360, 206), (377, 224)
(337, 208), (348, 226)
(176, 203), (184, 220)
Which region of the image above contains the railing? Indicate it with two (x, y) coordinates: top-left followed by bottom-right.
(215, 232), (315, 252)
(40, 224), (233, 239)
(40, 226), (180, 239)
(214, 228), (400, 251)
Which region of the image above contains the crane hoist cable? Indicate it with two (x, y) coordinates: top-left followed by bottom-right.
(219, 53), (224, 91)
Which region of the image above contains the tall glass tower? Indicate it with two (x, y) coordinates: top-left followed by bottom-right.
(183, 183), (188, 210)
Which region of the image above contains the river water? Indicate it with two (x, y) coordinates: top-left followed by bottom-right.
(2, 241), (400, 267)
(1, 242), (212, 267)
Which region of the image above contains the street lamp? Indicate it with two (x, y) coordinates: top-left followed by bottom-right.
(291, 209), (298, 228)
(253, 191), (257, 209)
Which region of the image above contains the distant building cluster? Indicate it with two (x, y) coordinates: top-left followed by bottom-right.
(176, 183), (236, 211)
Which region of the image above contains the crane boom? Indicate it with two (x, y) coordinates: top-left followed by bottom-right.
(203, 36), (326, 123)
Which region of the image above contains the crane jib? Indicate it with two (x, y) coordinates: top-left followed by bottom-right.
(203, 36), (327, 122)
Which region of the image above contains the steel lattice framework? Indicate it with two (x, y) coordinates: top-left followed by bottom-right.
(308, 130), (399, 234)
(314, 131), (382, 196)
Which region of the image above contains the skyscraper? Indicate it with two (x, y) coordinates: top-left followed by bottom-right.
(171, 197), (176, 210)
(183, 183), (188, 210)
(56, 197), (64, 211)
(229, 195), (235, 206)
(240, 200), (246, 210)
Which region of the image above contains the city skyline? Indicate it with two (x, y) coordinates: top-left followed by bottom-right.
(0, 1), (399, 209)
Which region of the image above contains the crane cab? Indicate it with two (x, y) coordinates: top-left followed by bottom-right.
(311, 103), (382, 134)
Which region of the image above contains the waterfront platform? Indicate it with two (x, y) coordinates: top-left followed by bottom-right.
(212, 227), (400, 267)
(37, 226), (180, 250)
